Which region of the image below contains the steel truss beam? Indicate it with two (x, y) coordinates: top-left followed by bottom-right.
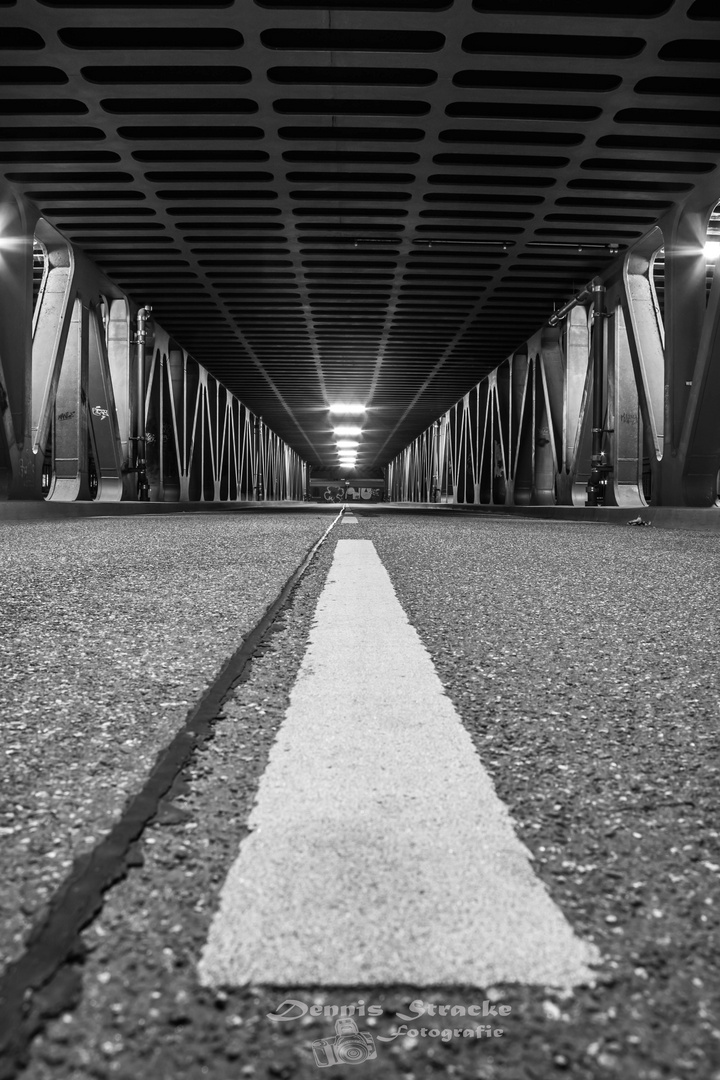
(0, 192), (306, 503)
(388, 203), (720, 509)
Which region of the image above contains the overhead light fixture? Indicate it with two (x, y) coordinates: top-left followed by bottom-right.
(705, 240), (720, 261)
(336, 440), (359, 449)
(329, 403), (366, 415)
(333, 426), (362, 436)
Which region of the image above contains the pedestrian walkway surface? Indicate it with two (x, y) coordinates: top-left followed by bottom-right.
(199, 538), (599, 988)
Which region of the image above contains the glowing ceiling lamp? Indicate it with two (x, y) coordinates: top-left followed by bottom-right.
(333, 426), (362, 436)
(705, 240), (720, 261)
(329, 403), (366, 415)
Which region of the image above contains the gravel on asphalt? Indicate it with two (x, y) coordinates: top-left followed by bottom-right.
(0, 513), (332, 976)
(13, 513), (720, 1080)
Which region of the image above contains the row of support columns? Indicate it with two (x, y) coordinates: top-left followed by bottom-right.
(388, 200), (720, 509)
(0, 196), (307, 503)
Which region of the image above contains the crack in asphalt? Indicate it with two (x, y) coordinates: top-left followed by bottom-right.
(0, 510), (343, 1080)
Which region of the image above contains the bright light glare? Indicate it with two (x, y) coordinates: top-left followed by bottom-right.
(329, 403), (366, 415)
(0, 237), (28, 251)
(333, 426), (362, 436)
(336, 440), (359, 449)
(705, 240), (720, 261)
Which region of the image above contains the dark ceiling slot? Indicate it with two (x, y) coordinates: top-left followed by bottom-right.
(145, 171), (273, 182)
(472, 0), (670, 12)
(419, 210), (533, 219)
(406, 263), (493, 274)
(555, 196), (673, 209)
(27, 190), (145, 200)
(260, 29), (445, 51)
(462, 32), (645, 58)
(268, 66), (436, 86)
(180, 223), (286, 231)
(0, 66), (67, 84)
(300, 235), (399, 244)
(156, 189), (278, 200)
(423, 192), (543, 203)
(102, 98), (258, 114)
(83, 65), (250, 84)
(278, 126), (424, 140)
(133, 150), (268, 161)
(112, 270), (197, 279)
(295, 222), (404, 230)
(292, 207), (408, 215)
(284, 150), (420, 163)
(290, 190), (411, 201)
(597, 134), (720, 152)
(687, 0), (720, 15)
(58, 28), (244, 49)
(446, 102), (601, 122)
(428, 173), (556, 187)
(256, 0), (451, 8)
(440, 128), (583, 146)
(634, 76), (720, 97)
(568, 178), (692, 193)
(273, 99), (430, 116)
(302, 260), (398, 268)
(42, 1), (234, 5)
(286, 171), (415, 183)
(407, 253), (502, 264)
(582, 157), (715, 174)
(414, 222), (515, 235)
(516, 250), (610, 260)
(659, 39), (719, 61)
(118, 126), (264, 140)
(43, 206), (155, 215)
(0, 126), (105, 140)
(614, 107), (720, 126)
(0, 28), (44, 48)
(207, 272), (296, 278)
(7, 171), (133, 183)
(415, 224), (520, 233)
(452, 70), (620, 92)
(64, 222), (167, 231)
(95, 259), (186, 268)
(306, 273), (394, 280)
(85, 246), (179, 254)
(534, 227), (641, 239)
(434, 153), (569, 167)
(198, 259), (293, 266)
(0, 150), (120, 162)
(166, 206), (282, 215)
(300, 246), (399, 255)
(545, 212), (656, 224)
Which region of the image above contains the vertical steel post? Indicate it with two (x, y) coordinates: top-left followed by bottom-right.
(586, 283), (609, 506)
(431, 419), (440, 502)
(134, 305), (152, 501)
(254, 414), (264, 500)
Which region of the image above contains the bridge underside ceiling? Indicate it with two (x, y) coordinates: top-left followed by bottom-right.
(1, 0), (719, 471)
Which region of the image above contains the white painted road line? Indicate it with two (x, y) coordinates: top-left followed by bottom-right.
(198, 539), (599, 988)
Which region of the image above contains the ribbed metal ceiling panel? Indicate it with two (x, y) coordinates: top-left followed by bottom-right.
(1, 0), (719, 472)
